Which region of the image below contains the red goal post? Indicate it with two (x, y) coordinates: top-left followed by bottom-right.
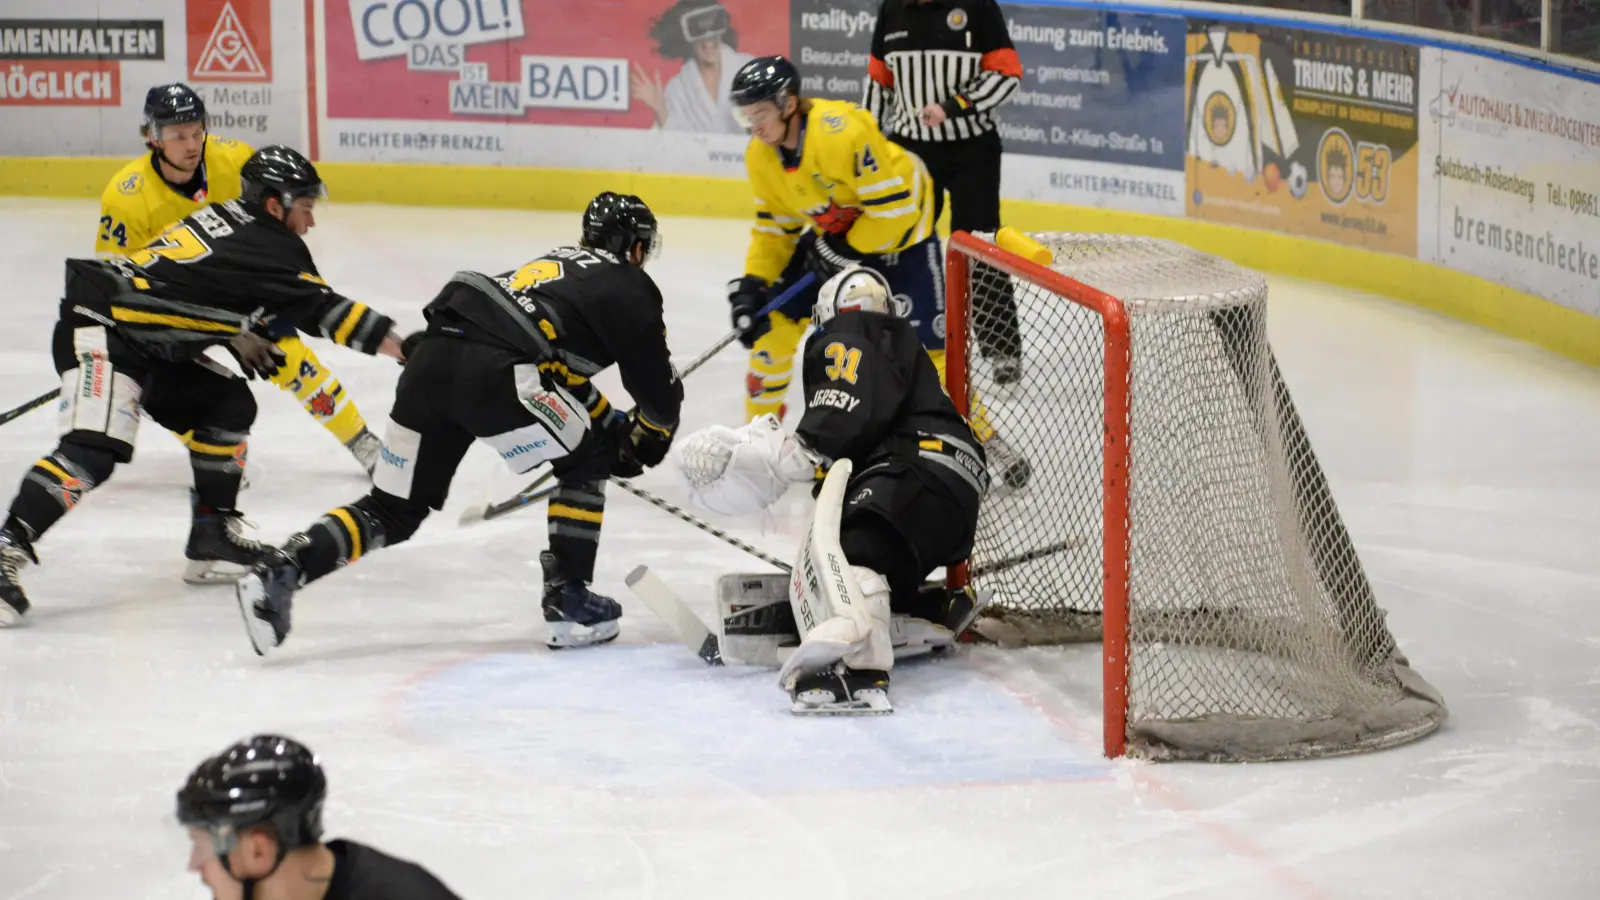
(942, 230), (1447, 763)
(945, 231), (1133, 758)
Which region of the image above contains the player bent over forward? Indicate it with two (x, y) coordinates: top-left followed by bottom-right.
(100, 83), (385, 474)
(0, 147), (403, 627)
(681, 267), (986, 714)
(236, 193), (682, 656)
(725, 55), (1029, 490)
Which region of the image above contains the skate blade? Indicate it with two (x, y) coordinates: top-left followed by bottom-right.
(184, 559), (250, 585)
(546, 619), (620, 650)
(791, 690), (893, 716)
(234, 576), (280, 657)
(0, 604), (25, 628)
(776, 637), (852, 691)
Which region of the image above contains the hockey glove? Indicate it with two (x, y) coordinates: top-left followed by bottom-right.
(728, 276), (772, 349)
(627, 414), (675, 468)
(611, 442), (645, 480)
(227, 331), (287, 380)
(805, 231), (864, 281)
(397, 329), (427, 365)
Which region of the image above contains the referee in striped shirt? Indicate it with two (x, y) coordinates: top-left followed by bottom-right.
(864, 0), (1024, 383)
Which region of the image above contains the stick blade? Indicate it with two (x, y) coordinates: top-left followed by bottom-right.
(626, 565), (723, 666)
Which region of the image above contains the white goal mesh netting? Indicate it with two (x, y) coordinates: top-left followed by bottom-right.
(953, 232), (1447, 762)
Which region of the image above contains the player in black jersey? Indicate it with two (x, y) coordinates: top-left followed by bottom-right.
(178, 734), (463, 900)
(0, 146), (404, 627)
(679, 266), (987, 714)
(235, 192), (682, 656)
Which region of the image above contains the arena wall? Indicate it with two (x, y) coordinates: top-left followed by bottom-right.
(2, 0), (1596, 365)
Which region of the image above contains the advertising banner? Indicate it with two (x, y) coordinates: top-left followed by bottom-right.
(786, 0), (1186, 215)
(1417, 49), (1600, 316)
(998, 3), (1186, 215)
(1185, 22), (1420, 256)
(319, 0), (787, 171)
(0, 2), (304, 157)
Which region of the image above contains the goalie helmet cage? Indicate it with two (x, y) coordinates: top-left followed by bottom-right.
(944, 231), (1447, 762)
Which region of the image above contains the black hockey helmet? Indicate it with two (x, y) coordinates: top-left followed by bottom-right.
(176, 734), (327, 856)
(581, 191), (660, 262)
(730, 55), (800, 110)
(240, 146), (328, 210)
(143, 83), (206, 139)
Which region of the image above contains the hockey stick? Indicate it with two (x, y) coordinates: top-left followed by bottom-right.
(968, 537), (1086, 579)
(626, 565), (725, 665)
(608, 477), (790, 570)
(0, 388), (60, 427)
(458, 272), (818, 525)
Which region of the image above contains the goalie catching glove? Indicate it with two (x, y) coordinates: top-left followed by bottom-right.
(675, 413), (817, 516)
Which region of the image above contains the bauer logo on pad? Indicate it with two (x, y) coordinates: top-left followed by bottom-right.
(188, 0), (272, 82)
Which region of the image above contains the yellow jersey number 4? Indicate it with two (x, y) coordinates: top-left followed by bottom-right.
(823, 341), (862, 384)
(128, 222), (213, 267)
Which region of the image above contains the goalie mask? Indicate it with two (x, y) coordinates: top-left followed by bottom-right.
(813, 266), (907, 326)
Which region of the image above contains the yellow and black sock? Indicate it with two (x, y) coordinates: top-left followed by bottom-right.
(547, 479), (605, 583)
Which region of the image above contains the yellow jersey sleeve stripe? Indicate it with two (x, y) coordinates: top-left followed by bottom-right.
(332, 303), (368, 345)
(111, 307), (240, 333)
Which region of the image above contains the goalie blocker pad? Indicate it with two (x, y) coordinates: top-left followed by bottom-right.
(719, 573), (959, 667)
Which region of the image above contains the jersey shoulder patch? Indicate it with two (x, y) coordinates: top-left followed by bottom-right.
(115, 171), (145, 196)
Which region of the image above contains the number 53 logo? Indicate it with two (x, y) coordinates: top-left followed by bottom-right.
(1316, 128), (1390, 206)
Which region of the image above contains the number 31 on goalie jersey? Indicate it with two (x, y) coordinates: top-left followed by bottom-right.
(823, 341), (862, 384)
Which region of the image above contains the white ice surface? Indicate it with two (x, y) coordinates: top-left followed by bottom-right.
(0, 198), (1597, 899)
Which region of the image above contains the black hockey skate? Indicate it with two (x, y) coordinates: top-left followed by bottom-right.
(791, 663), (893, 716)
(184, 495), (273, 585)
(541, 551), (621, 649)
(0, 529), (36, 627)
(235, 537), (307, 656)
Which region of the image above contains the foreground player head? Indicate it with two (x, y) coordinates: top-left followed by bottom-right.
(142, 83), (208, 176)
(581, 191), (661, 265)
(241, 146), (328, 237)
(813, 265), (898, 325)
(730, 55), (803, 147)
(177, 735), (329, 900)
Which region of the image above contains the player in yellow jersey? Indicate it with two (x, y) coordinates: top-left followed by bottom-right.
(725, 56), (1030, 490)
(97, 83), (383, 476)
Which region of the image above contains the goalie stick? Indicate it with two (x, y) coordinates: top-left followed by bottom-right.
(458, 272), (818, 526)
(615, 471), (1085, 665)
(0, 388), (60, 428)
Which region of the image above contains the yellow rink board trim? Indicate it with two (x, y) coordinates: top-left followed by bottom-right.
(4, 157), (1595, 367)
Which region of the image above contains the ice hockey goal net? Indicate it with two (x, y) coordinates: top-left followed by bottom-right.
(945, 230), (1447, 762)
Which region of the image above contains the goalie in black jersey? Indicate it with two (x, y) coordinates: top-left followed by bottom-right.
(0, 146), (404, 627)
(678, 266), (987, 714)
(178, 734), (463, 899)
(235, 192), (682, 656)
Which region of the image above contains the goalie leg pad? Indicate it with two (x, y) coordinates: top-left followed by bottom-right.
(714, 572), (957, 666)
(777, 462), (895, 692)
